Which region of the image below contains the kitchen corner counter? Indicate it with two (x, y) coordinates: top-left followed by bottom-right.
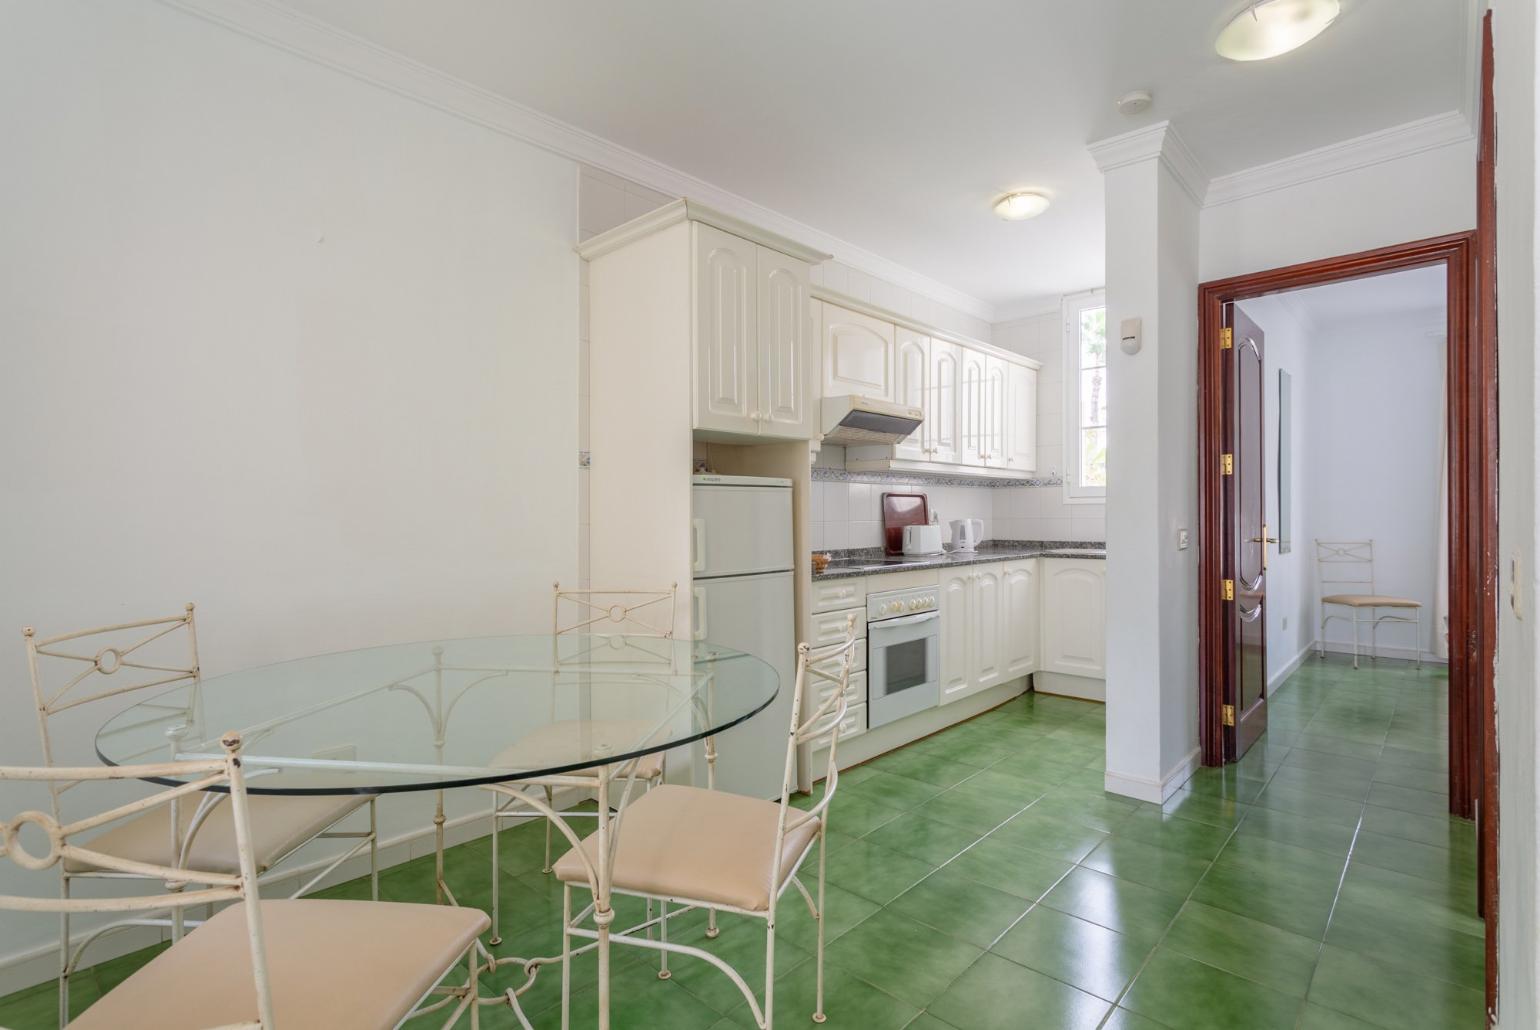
(812, 541), (1106, 580)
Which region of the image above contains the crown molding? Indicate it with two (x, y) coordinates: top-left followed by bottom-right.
(1205, 110), (1475, 208)
(1087, 121), (1209, 207)
(576, 199), (832, 264)
(158, 0), (997, 323)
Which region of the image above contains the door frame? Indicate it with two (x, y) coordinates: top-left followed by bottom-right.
(1195, 226), (1497, 1004)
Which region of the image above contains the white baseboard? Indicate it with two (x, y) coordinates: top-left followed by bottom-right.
(809, 679), (1030, 777)
(1032, 671), (1106, 702)
(1105, 747), (1201, 805)
(0, 790), (585, 997)
(1310, 639), (1448, 666)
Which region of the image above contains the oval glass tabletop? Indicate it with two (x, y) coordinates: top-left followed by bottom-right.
(95, 635), (778, 795)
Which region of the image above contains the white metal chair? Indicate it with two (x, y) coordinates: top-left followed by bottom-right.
(1314, 540), (1424, 669)
(551, 619), (858, 1029)
(24, 606), (379, 1024)
(480, 584), (677, 945)
(0, 735), (489, 1029)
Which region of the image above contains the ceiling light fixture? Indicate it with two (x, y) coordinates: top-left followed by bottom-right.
(993, 191), (1050, 221)
(1215, 0), (1340, 62)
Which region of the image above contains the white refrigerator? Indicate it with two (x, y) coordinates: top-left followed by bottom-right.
(690, 475), (795, 799)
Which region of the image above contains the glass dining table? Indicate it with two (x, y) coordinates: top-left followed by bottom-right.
(95, 633), (780, 1029)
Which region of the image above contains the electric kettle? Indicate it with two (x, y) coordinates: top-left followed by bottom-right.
(950, 518), (982, 553)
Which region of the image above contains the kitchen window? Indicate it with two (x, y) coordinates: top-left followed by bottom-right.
(1063, 290), (1107, 500)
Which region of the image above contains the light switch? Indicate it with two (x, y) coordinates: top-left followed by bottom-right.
(1177, 528), (1190, 550)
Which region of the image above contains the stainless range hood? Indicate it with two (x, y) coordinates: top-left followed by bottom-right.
(820, 396), (923, 446)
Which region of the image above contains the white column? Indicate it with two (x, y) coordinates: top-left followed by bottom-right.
(1088, 123), (1206, 803)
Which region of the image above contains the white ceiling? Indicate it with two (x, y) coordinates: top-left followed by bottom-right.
(277, 0), (1474, 315)
(1270, 264), (1448, 331)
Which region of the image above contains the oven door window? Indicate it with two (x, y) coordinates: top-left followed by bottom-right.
(880, 637), (930, 698)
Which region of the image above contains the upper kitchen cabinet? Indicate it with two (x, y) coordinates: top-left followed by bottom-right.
(822, 304), (895, 403)
(837, 297), (1039, 481)
(582, 199), (829, 445)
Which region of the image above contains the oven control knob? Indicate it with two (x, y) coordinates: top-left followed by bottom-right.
(886, 602), (901, 614)
(909, 599), (922, 610)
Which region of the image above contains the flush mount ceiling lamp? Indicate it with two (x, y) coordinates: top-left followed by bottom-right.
(1216, 0), (1340, 61)
(993, 191), (1050, 221)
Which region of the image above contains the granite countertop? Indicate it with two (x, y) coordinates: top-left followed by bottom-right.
(812, 540), (1106, 580)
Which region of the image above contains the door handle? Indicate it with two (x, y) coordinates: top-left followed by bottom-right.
(691, 518), (707, 573)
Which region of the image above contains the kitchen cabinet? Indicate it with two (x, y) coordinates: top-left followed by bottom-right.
(821, 304), (895, 402)
(926, 340), (961, 464)
(984, 356), (1009, 469)
(1041, 558), (1107, 678)
(693, 224), (816, 439)
(1004, 361), (1039, 473)
(972, 564), (1004, 689)
(939, 569), (973, 703)
(959, 347), (988, 467)
(1002, 559), (1039, 677)
(892, 327), (930, 461)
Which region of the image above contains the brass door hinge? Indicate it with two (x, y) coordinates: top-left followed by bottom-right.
(1221, 453), (1234, 475)
(1222, 579), (1235, 602)
(1220, 327), (1233, 349)
(1222, 704), (1236, 727)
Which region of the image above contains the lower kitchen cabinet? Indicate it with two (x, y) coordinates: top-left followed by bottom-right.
(1002, 558), (1039, 676)
(1040, 558), (1108, 678)
(940, 558), (1034, 704)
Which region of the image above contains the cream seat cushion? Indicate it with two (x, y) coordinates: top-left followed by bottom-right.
(69, 899), (487, 1030)
(1321, 594), (1422, 609)
(65, 793), (369, 876)
(483, 719), (667, 785)
(552, 784), (819, 912)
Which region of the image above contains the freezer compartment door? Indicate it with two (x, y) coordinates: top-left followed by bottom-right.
(691, 570), (794, 799)
(691, 483), (793, 578)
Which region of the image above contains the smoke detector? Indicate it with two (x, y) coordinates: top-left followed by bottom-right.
(1116, 90), (1153, 116)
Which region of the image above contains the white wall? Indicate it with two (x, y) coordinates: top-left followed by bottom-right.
(1200, 141), (1477, 282)
(1493, 1), (1540, 1026)
(1236, 295), (1316, 682)
(1303, 311), (1446, 659)
(0, 0), (578, 976)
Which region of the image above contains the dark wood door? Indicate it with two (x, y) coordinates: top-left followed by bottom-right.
(1224, 304), (1269, 760)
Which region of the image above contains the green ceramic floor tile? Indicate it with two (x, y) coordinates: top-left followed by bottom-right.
(1100, 1007), (1170, 1030)
(554, 957), (727, 1030)
(870, 750), (979, 788)
(1160, 901), (1320, 997)
(1233, 804), (1357, 858)
(664, 918), (810, 1016)
(991, 905), (1153, 1001)
(1182, 765), (1268, 804)
(901, 1015), (961, 1030)
(1121, 947), (1299, 1030)
(1190, 849), (1340, 940)
(926, 952), (1109, 1030)
(1307, 944), (1485, 1030)
(1350, 829), (1476, 887)
(1159, 788), (1251, 829)
(831, 793), (909, 836)
(823, 838), (937, 905)
(774, 880), (881, 949)
(988, 807), (1109, 864)
(943, 835), (1074, 900)
(913, 781), (1031, 835)
(1080, 836), (1213, 896)
(1325, 891), (1485, 991)
(1370, 762), (1450, 795)
(825, 909), (984, 1009)
(1111, 809), (1236, 861)
(888, 868), (1032, 948)
(863, 811), (982, 866)
(1041, 867), (1186, 943)
(1030, 789), (1141, 834)
(1251, 781), (1365, 828)
(955, 767), (1056, 801)
(1297, 1003), (1383, 1029)
(1337, 861), (1482, 935)
(841, 770), (948, 810)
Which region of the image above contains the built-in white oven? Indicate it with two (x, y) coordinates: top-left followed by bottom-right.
(866, 584), (941, 729)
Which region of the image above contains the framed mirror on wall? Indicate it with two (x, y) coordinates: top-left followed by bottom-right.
(1278, 369), (1292, 555)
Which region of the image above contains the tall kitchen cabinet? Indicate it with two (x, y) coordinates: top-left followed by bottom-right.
(581, 200), (830, 640)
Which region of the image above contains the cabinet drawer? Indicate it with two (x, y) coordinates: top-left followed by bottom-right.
(807, 702), (866, 752)
(811, 577), (867, 614)
(809, 667), (866, 711)
(809, 636), (867, 675)
(806, 605), (866, 646)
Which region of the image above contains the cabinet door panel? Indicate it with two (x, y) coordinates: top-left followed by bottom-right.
(939, 570), (973, 704)
(959, 347), (988, 466)
(822, 305), (895, 401)
(1002, 559), (1039, 677)
(1041, 560), (1107, 677)
(757, 247), (813, 438)
(973, 565), (1003, 689)
(927, 340), (961, 465)
(1004, 361), (1038, 473)
(892, 328), (930, 460)
(694, 224), (757, 433)
(985, 357), (1010, 469)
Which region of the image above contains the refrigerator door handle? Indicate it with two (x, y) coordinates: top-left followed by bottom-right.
(691, 518), (707, 573)
(691, 586), (707, 641)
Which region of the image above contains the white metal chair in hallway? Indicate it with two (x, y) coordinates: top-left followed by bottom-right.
(551, 619), (859, 1029)
(0, 736), (487, 1030)
(1314, 540), (1424, 669)
(479, 584), (676, 944)
(24, 606), (379, 1025)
